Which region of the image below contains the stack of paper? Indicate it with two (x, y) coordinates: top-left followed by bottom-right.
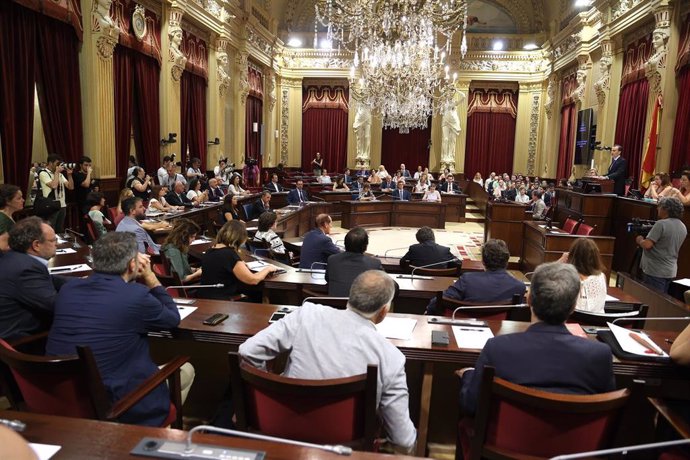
(608, 322), (668, 357)
(376, 317), (417, 340)
(49, 264), (91, 274)
(245, 260), (269, 272)
(176, 305), (198, 321)
(452, 326), (494, 349)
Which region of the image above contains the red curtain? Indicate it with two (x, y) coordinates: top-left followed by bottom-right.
(245, 95), (263, 167)
(464, 112), (516, 178)
(301, 85), (349, 173)
(113, 46), (133, 178)
(0, 0), (36, 191)
(556, 103), (577, 180)
(180, 71), (208, 168)
(614, 78), (649, 186)
(381, 122), (432, 173)
(670, 66), (690, 172)
(132, 54), (160, 173)
(35, 14), (83, 162)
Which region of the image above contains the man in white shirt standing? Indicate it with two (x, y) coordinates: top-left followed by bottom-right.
(39, 154), (74, 234)
(239, 270), (417, 453)
(157, 156), (172, 186)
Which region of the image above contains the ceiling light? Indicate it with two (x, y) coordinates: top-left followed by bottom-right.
(287, 37), (302, 47)
(575, 0), (592, 7)
(492, 40), (504, 51)
(523, 43), (539, 50)
(319, 39), (333, 49)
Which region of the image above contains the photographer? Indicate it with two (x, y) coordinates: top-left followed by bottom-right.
(636, 197), (687, 293)
(73, 156), (96, 216)
(38, 154), (74, 233)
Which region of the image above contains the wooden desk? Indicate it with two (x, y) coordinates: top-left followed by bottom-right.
(315, 191), (357, 219)
(521, 220), (616, 280)
(341, 201), (447, 229)
(0, 411), (423, 460)
(464, 181), (488, 216)
(484, 201), (529, 257)
(553, 188), (615, 235)
(409, 193), (466, 222)
(272, 202), (332, 238)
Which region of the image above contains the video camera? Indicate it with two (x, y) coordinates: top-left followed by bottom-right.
(61, 162), (77, 170)
(626, 218), (655, 237)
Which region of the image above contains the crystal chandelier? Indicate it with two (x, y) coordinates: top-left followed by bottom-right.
(315, 0), (468, 130)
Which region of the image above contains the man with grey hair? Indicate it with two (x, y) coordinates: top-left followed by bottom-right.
(459, 262), (615, 415)
(239, 270), (417, 453)
(636, 196), (687, 293)
(46, 232), (194, 426)
(0, 216), (70, 340)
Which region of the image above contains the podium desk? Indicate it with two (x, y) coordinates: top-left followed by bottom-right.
(0, 411), (426, 460)
(465, 181), (489, 215)
(272, 202), (332, 238)
(314, 190), (356, 219)
(484, 201), (529, 257)
(521, 221), (616, 280)
(341, 201), (447, 229)
(553, 188), (616, 235)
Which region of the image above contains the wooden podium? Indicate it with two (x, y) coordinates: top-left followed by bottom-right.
(581, 177), (614, 194)
(484, 201), (530, 256)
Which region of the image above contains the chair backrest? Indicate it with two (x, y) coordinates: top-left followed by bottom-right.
(402, 259), (462, 277)
(437, 294), (526, 320)
(0, 340), (111, 420)
(576, 222), (597, 236)
(569, 304), (648, 327)
(302, 296), (349, 310)
(228, 352), (378, 450)
(469, 366), (630, 460)
(242, 203), (253, 221)
(562, 216), (580, 234)
(110, 208), (125, 227)
(84, 215), (99, 242)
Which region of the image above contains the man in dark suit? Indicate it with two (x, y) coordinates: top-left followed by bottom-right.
(392, 180), (411, 201)
(343, 168), (353, 185)
(438, 174), (462, 194)
(206, 178), (225, 202)
(0, 217), (69, 340)
(400, 226), (457, 269)
(598, 144), (628, 196)
(264, 173), (284, 193)
(46, 232), (194, 426)
(326, 227), (383, 296)
(426, 239), (525, 314)
(400, 163), (411, 178)
(251, 191), (272, 220)
(298, 213), (341, 268)
(166, 181), (193, 207)
(459, 262), (615, 415)
(380, 175), (395, 191)
(351, 176), (365, 193)
(287, 179), (310, 205)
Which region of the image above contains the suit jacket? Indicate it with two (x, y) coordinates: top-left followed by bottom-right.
(351, 181), (364, 192)
(426, 270), (526, 314)
(326, 252), (383, 296)
(607, 156), (628, 196)
(380, 180), (395, 190)
(264, 182), (284, 193)
(392, 188), (412, 201)
(165, 191), (192, 207)
(400, 241), (455, 268)
(46, 273), (180, 426)
(251, 199), (271, 220)
(439, 182), (462, 193)
(0, 251), (67, 340)
(287, 188), (310, 205)
(299, 229), (341, 268)
(207, 186), (224, 202)
(460, 322), (616, 414)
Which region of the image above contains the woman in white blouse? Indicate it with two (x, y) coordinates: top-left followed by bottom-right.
(414, 173), (430, 193)
(559, 238), (607, 313)
(186, 178), (208, 205)
(422, 183), (441, 202)
(228, 174), (249, 195)
(473, 172), (484, 187)
(147, 185), (181, 214)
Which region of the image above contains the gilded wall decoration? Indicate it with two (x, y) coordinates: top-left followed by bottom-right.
(236, 51), (249, 104)
(594, 44), (613, 108)
(645, 6), (671, 99)
(280, 88), (289, 165)
(216, 40), (231, 97)
(544, 74), (557, 119)
(93, 0), (118, 60)
(553, 33), (581, 60)
(267, 73), (277, 112)
(527, 94), (540, 176)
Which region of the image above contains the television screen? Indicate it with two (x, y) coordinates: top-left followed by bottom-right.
(574, 108), (596, 165)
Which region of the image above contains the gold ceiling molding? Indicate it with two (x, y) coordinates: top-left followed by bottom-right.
(302, 78), (348, 87)
(469, 81), (519, 92)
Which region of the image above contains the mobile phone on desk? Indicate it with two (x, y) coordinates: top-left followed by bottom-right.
(269, 312), (287, 323)
(202, 313), (229, 326)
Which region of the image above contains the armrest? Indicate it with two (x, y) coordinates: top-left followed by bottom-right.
(455, 368), (474, 381)
(108, 355), (190, 420)
(649, 397), (690, 439)
(8, 331), (49, 349)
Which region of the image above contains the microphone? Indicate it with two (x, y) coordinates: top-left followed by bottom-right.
(382, 247), (408, 258)
(65, 228), (84, 249)
(610, 316), (690, 326)
(165, 284), (224, 290)
(310, 261), (328, 278)
(397, 257), (461, 280)
(310, 195), (325, 202)
(550, 439), (690, 460)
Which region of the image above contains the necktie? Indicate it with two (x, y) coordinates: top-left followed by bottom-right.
(400, 190), (403, 200)
(298, 190), (302, 202)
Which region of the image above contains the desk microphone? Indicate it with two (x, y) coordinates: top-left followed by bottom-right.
(397, 257), (461, 280)
(610, 316), (690, 326)
(65, 228), (84, 249)
(382, 247), (408, 258)
(309, 261), (328, 278)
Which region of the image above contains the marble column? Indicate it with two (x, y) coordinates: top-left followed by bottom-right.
(159, 4), (185, 163)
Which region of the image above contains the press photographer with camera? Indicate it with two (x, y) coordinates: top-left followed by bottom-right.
(37, 154), (74, 233)
(635, 196), (687, 294)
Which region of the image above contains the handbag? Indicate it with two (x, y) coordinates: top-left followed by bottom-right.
(33, 170), (61, 217)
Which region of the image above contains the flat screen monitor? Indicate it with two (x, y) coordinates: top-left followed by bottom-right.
(575, 108), (596, 165)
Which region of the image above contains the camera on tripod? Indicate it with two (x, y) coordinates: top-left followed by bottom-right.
(626, 218), (655, 237)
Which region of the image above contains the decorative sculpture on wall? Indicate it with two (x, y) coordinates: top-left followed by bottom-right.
(441, 91), (464, 172)
(353, 101), (372, 169)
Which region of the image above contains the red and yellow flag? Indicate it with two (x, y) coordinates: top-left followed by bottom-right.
(640, 96), (662, 190)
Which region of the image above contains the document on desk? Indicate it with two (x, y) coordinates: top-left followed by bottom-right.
(29, 443), (61, 460)
(452, 326), (494, 349)
(673, 278), (690, 288)
(605, 294), (619, 302)
(54, 248), (77, 255)
(176, 305), (198, 321)
(376, 317), (417, 340)
(190, 238), (211, 245)
(608, 322), (668, 357)
(49, 264), (91, 274)
(246, 260), (269, 272)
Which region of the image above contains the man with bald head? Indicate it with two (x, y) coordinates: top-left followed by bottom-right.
(240, 270), (417, 453)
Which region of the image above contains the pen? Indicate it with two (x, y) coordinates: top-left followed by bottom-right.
(51, 266), (78, 273)
(458, 327), (486, 332)
(629, 332), (664, 355)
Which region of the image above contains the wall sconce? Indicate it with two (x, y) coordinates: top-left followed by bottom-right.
(160, 133), (177, 146)
(208, 137), (220, 145)
(274, 130), (279, 139)
(252, 122), (259, 133)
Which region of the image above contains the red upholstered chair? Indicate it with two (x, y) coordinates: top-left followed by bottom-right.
(0, 339), (189, 428)
(576, 222), (597, 236)
(228, 352), (378, 451)
(561, 216), (580, 234)
(84, 215), (100, 242)
(109, 208), (125, 226)
(456, 366), (631, 460)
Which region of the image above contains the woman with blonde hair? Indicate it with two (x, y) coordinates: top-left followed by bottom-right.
(199, 220), (277, 302)
(162, 219), (203, 283)
(558, 238), (607, 313)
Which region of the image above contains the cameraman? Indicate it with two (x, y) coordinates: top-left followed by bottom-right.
(636, 197), (687, 293)
(38, 154), (74, 233)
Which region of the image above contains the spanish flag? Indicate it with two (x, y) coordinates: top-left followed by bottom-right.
(640, 96), (662, 190)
